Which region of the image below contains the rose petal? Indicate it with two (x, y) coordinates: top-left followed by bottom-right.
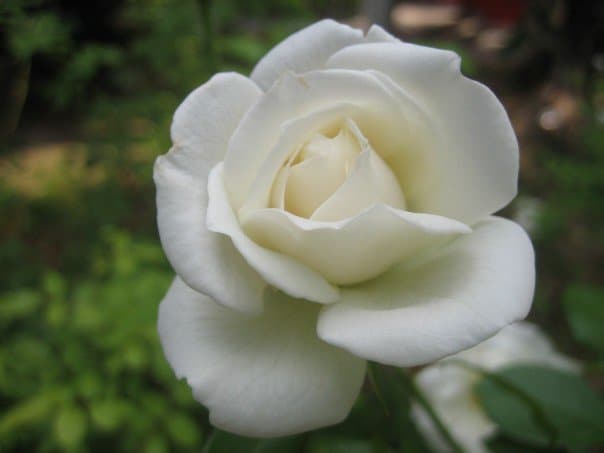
(317, 217), (535, 366)
(240, 102), (361, 217)
(250, 19), (367, 91)
(365, 24), (400, 43)
(171, 72), (261, 165)
(206, 163), (340, 304)
(251, 21), (399, 91)
(241, 204), (470, 285)
(327, 42), (519, 224)
(282, 155), (349, 218)
(224, 69), (431, 211)
(311, 120), (406, 221)
(446, 321), (580, 372)
(154, 73), (265, 314)
(158, 277), (366, 437)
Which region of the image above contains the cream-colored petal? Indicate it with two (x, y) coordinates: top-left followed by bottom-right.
(317, 217), (535, 366)
(327, 42), (519, 223)
(251, 19), (365, 91)
(250, 20), (398, 91)
(365, 24), (400, 43)
(284, 155), (347, 218)
(281, 119), (368, 218)
(311, 123), (406, 221)
(159, 278), (366, 437)
(224, 69), (429, 211)
(241, 205), (469, 285)
(206, 163), (340, 304)
(170, 72), (261, 163)
(270, 165), (289, 210)
(154, 73), (264, 314)
(241, 102), (361, 217)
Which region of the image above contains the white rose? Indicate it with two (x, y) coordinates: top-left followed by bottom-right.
(412, 322), (578, 453)
(153, 19), (535, 437)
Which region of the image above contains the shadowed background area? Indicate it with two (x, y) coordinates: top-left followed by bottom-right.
(1, 0), (603, 451)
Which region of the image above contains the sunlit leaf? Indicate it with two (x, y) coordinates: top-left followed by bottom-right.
(54, 404), (87, 449)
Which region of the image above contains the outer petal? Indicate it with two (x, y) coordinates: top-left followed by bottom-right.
(206, 163), (340, 303)
(365, 24), (400, 43)
(317, 217), (535, 366)
(158, 278), (366, 438)
(251, 19), (375, 91)
(326, 42), (519, 224)
(251, 21), (400, 91)
(154, 73), (265, 314)
(170, 72), (261, 164)
(242, 205), (469, 285)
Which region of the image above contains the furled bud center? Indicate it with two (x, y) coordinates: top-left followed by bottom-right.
(270, 118), (406, 221)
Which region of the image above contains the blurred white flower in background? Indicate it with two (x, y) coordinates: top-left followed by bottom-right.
(412, 322), (578, 453)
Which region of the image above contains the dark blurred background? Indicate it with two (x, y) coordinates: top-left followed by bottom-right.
(1, 0), (603, 451)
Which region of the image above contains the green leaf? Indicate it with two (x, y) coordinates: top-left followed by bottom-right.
(202, 430), (259, 453)
(0, 391), (59, 437)
(200, 430), (303, 453)
(253, 437), (305, 453)
(305, 435), (387, 453)
(166, 412), (201, 447)
(485, 434), (559, 453)
(0, 290), (41, 322)
(145, 434), (169, 453)
(123, 342), (148, 370)
(90, 399), (128, 432)
(8, 12), (72, 60)
(43, 272), (67, 301)
(54, 404), (88, 449)
(563, 284), (604, 354)
(75, 373), (103, 399)
(475, 365), (604, 450)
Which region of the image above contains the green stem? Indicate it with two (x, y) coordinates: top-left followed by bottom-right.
(399, 369), (465, 453)
(367, 363), (389, 416)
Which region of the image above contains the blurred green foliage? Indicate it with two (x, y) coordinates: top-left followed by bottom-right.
(1, 0), (604, 451)
(0, 229), (205, 451)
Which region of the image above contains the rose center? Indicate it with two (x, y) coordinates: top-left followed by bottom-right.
(269, 118), (406, 221)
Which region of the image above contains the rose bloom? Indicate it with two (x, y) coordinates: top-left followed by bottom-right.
(153, 20), (535, 437)
(412, 322), (577, 453)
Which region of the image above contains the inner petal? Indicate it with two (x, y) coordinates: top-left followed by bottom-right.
(279, 121), (362, 217)
(311, 148), (406, 221)
(224, 70), (431, 212)
(239, 102), (361, 218)
(312, 119), (406, 221)
(272, 117), (406, 221)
